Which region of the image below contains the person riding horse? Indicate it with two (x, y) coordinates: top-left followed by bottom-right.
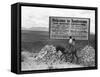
(56, 36), (78, 63)
(67, 36), (78, 63)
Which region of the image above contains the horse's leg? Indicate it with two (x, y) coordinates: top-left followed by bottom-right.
(74, 52), (78, 64)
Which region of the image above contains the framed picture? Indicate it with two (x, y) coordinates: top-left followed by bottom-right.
(11, 2), (98, 74)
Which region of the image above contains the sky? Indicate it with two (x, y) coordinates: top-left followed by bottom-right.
(21, 6), (95, 34)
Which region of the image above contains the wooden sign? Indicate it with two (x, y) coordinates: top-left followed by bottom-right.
(49, 17), (90, 40)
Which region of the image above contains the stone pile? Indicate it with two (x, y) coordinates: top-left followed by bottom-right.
(35, 45), (65, 68)
(21, 44), (95, 69)
(77, 45), (95, 66)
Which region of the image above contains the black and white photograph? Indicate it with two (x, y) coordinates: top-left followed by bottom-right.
(21, 4), (97, 71)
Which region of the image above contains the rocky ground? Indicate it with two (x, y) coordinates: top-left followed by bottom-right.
(21, 45), (95, 71)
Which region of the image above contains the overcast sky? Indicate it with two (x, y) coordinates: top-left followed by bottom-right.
(21, 6), (95, 34)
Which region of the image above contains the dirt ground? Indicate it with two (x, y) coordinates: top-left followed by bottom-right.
(21, 52), (84, 71)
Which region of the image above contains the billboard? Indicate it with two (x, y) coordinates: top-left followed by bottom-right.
(49, 17), (90, 40)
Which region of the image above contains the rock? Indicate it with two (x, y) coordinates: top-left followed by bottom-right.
(35, 45), (66, 68)
(77, 45), (95, 66)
